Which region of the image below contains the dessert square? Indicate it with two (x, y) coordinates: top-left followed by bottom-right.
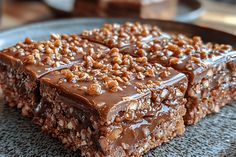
(36, 48), (187, 156)
(81, 22), (236, 124)
(0, 34), (109, 116)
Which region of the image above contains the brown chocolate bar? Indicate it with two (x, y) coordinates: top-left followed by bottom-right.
(0, 34), (109, 116)
(35, 49), (187, 156)
(81, 22), (236, 124)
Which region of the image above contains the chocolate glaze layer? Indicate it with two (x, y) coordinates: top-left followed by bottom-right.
(0, 35), (110, 79)
(81, 22), (236, 126)
(40, 48), (187, 125)
(38, 45), (188, 155)
(80, 22), (236, 84)
(37, 78), (186, 156)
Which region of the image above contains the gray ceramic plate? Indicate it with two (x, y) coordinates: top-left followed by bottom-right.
(0, 18), (236, 157)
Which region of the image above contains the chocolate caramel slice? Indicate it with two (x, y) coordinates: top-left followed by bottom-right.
(0, 34), (109, 116)
(81, 22), (236, 124)
(37, 47), (187, 156)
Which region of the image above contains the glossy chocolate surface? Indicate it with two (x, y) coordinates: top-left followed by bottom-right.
(0, 34), (110, 79)
(81, 22), (236, 84)
(41, 48), (187, 124)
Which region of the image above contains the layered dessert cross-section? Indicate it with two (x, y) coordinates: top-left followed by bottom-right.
(81, 22), (236, 124)
(35, 48), (188, 156)
(0, 34), (110, 116)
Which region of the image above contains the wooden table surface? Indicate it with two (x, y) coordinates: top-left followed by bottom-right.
(1, 0), (236, 35)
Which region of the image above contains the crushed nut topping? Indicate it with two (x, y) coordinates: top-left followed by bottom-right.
(5, 22), (234, 100)
(6, 34), (109, 72)
(56, 46), (176, 96)
(81, 22), (233, 72)
(87, 83), (103, 96)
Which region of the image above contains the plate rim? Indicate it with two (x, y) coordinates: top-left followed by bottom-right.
(0, 17), (235, 39)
